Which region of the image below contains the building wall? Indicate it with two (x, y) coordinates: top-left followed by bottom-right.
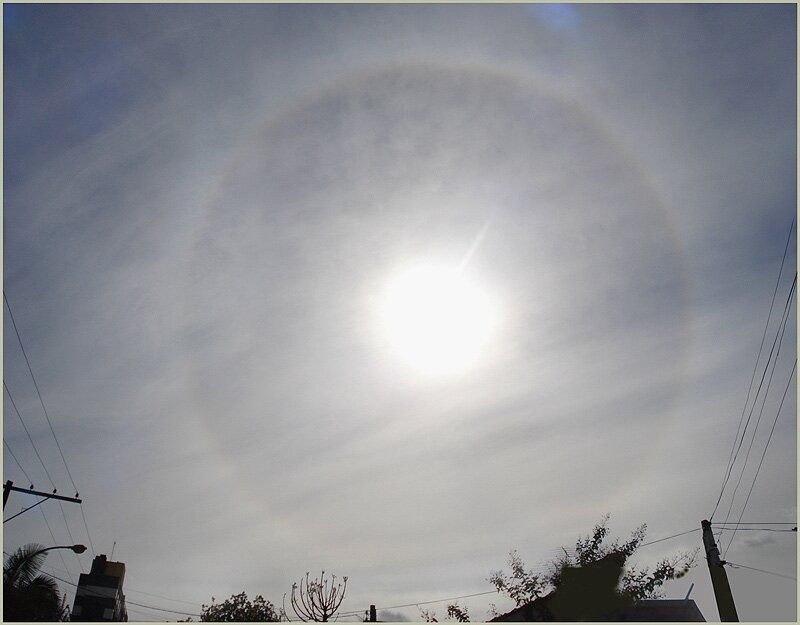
(71, 555), (128, 622)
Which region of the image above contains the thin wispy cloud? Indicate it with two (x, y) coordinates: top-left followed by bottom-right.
(4, 4), (795, 622)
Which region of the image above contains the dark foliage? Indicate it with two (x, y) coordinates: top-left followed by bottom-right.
(193, 592), (280, 622)
(490, 515), (697, 607)
(446, 603), (470, 622)
(3, 544), (70, 621)
(488, 549), (546, 607)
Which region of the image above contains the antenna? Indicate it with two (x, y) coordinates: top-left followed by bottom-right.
(110, 541), (116, 560)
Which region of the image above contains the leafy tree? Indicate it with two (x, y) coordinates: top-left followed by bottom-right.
(419, 604), (471, 623)
(194, 592), (280, 622)
(446, 603), (470, 622)
(3, 543), (70, 621)
(489, 516), (697, 607)
(289, 571), (348, 622)
(488, 549), (546, 607)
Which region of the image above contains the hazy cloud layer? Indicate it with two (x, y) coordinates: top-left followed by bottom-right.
(4, 4), (796, 622)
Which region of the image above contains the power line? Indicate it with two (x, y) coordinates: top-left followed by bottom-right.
(638, 527), (699, 548)
(725, 561), (796, 581)
(715, 522), (796, 525)
(126, 604), (193, 622)
(3, 293), (98, 558)
(4, 439), (35, 487)
(4, 291), (80, 495)
(122, 586), (204, 607)
(46, 570), (202, 617)
(40, 560), (203, 608)
(57, 500), (79, 544)
(724, 358), (797, 557)
(4, 381), (57, 490)
(125, 606), (173, 622)
(718, 272), (796, 527)
(711, 218), (795, 520)
(56, 500), (86, 573)
(335, 528), (704, 619)
(333, 525), (724, 621)
(720, 275), (796, 532)
(337, 590), (499, 618)
(79, 503), (96, 557)
(715, 527), (796, 532)
(4, 379), (89, 569)
(3, 495), (51, 523)
(39, 505), (75, 585)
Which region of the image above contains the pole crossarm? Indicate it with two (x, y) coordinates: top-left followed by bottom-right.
(4, 482), (82, 504)
(3, 481), (82, 517)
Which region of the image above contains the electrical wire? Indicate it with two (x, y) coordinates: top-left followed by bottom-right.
(39, 505), (75, 584)
(638, 528), (699, 548)
(40, 561), (203, 609)
(2, 294), (99, 559)
(79, 503), (97, 556)
(711, 218), (795, 520)
(46, 570), (202, 617)
(4, 291), (80, 495)
(335, 528), (704, 619)
(725, 561), (796, 581)
(720, 276), (795, 533)
(55, 500), (86, 573)
(3, 494), (51, 523)
(4, 381), (57, 490)
(714, 527), (796, 532)
(336, 590), (499, 618)
(715, 522), (796, 525)
(712, 272), (797, 523)
(125, 606), (175, 622)
(4, 378), (90, 568)
(724, 358), (797, 557)
(3, 439), (35, 487)
(121, 586), (204, 607)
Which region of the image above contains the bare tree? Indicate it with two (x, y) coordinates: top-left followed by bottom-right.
(290, 571), (348, 622)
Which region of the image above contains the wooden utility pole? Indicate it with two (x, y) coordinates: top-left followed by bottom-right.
(702, 519), (739, 621)
(3, 480), (82, 510)
(3, 480), (12, 508)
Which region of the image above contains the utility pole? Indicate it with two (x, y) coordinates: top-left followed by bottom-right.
(702, 519), (739, 622)
(3, 480), (12, 508)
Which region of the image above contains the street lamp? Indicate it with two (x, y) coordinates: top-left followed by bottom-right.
(36, 544), (87, 555)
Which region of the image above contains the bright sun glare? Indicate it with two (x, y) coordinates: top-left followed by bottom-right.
(380, 265), (496, 375)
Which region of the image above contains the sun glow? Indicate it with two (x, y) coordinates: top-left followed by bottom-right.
(380, 265), (496, 375)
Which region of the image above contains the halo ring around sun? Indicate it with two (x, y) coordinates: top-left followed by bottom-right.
(182, 60), (693, 507)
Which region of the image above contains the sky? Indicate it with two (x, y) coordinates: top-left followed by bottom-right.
(3, 3), (797, 622)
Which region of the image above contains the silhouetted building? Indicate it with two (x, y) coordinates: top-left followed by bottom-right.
(618, 599), (705, 621)
(492, 597), (705, 621)
(71, 554), (128, 621)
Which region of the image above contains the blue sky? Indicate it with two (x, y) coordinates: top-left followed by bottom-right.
(3, 4), (796, 622)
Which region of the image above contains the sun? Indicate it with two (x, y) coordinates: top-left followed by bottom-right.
(379, 265), (496, 375)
